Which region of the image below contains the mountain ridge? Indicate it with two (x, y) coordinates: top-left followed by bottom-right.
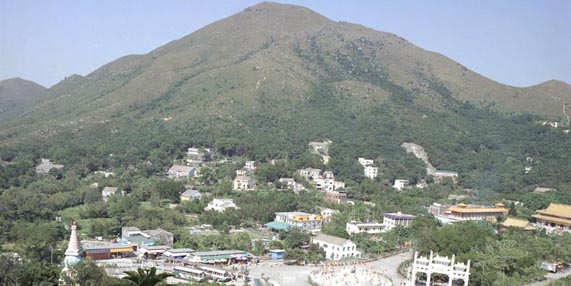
(1, 1), (569, 141)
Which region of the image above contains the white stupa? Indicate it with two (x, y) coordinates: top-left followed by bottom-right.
(61, 221), (82, 282)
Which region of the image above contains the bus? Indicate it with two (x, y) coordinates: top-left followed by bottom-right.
(199, 266), (233, 282)
(173, 266), (206, 282)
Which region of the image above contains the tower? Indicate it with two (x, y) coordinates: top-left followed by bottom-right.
(61, 221), (83, 283)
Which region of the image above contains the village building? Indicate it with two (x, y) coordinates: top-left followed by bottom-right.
(434, 170), (459, 182)
(244, 161), (256, 170)
(236, 169), (247, 176)
(363, 166), (378, 179)
(94, 171), (115, 177)
(297, 168), (322, 181)
(278, 178), (305, 192)
(501, 217), (537, 232)
(83, 243), (134, 260)
(383, 212), (416, 231)
(269, 249), (286, 259)
(446, 203), (508, 222)
(204, 198), (238, 213)
(393, 179), (409, 191)
(265, 212), (323, 232)
(308, 141), (331, 155)
(180, 189), (202, 202)
(315, 177), (345, 192)
(533, 187), (556, 194)
(233, 176), (255, 191)
(35, 159), (64, 175)
(168, 165), (197, 179)
(409, 251), (470, 286)
(311, 233), (361, 261)
(358, 157), (374, 167)
(317, 207), (340, 223)
(162, 248), (195, 262)
(138, 245), (171, 259)
(101, 186), (122, 202)
(346, 221), (385, 234)
(532, 203), (571, 234)
(324, 191), (347, 204)
(120, 227), (174, 247)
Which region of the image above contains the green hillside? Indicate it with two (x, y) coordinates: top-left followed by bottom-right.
(0, 2), (569, 194)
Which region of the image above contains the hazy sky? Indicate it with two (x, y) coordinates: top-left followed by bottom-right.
(1, 0), (569, 88)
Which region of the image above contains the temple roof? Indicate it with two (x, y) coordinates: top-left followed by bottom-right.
(535, 203), (571, 220)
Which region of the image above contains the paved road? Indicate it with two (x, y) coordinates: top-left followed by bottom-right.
(526, 271), (571, 286)
(248, 251), (412, 286)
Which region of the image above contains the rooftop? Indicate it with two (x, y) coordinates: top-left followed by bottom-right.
(534, 203), (571, 220)
(384, 212), (416, 220)
(313, 232), (353, 247)
(502, 217), (537, 231)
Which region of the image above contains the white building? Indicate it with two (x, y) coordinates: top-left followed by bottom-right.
(315, 178), (345, 192)
(317, 207), (340, 223)
(393, 179), (409, 191)
(244, 161), (256, 170)
(273, 212), (323, 232)
(312, 233), (360, 261)
(278, 178), (306, 192)
(204, 199), (238, 213)
(364, 166), (378, 179)
(383, 212), (416, 231)
(345, 221), (385, 234)
(236, 169), (247, 176)
(358, 158), (374, 167)
(233, 176), (255, 191)
(308, 141), (331, 155)
(297, 168), (322, 181)
(102, 187), (122, 202)
(35, 159), (64, 175)
(168, 165), (197, 179)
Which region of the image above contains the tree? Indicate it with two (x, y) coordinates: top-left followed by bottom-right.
(122, 267), (173, 286)
(63, 260), (129, 286)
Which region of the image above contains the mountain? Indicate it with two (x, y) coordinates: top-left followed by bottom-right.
(0, 77), (46, 115)
(0, 2), (569, 192)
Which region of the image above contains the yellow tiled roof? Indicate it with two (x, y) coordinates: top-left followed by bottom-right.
(449, 206), (508, 214)
(535, 203), (571, 219)
(502, 217), (537, 230)
(532, 214), (571, 226)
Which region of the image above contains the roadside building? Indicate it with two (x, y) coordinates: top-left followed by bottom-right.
(311, 233), (360, 261)
(266, 212), (323, 232)
(162, 248), (195, 263)
(83, 244), (134, 260)
(383, 212), (416, 231)
(345, 221), (385, 234)
(183, 250), (251, 265)
(269, 249), (285, 260)
(138, 245), (171, 259)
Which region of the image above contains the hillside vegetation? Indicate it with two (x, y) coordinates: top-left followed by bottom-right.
(0, 2), (569, 194)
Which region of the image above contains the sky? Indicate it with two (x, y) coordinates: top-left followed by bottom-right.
(1, 0), (569, 88)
